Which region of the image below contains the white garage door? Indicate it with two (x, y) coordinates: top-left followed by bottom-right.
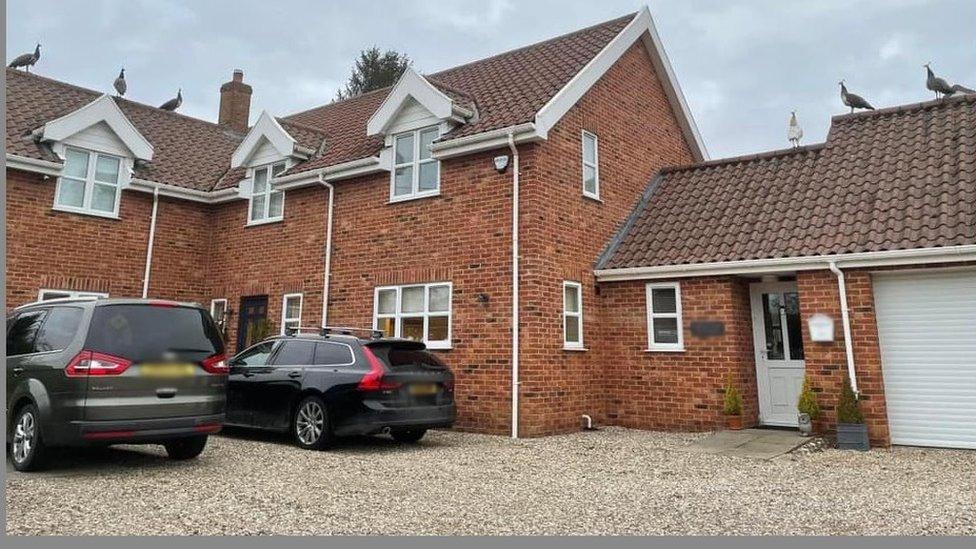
(873, 269), (976, 449)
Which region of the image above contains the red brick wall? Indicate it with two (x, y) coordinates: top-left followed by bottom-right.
(516, 42), (695, 435)
(597, 277), (758, 431)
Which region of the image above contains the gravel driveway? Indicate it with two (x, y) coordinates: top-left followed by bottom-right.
(6, 427), (975, 535)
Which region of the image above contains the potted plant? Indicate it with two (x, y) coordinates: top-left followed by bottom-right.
(835, 375), (869, 450)
(797, 376), (821, 436)
(723, 375), (743, 430)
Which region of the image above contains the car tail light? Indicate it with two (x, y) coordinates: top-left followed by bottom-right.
(65, 350), (132, 377)
(201, 353), (229, 375)
(358, 347), (401, 392)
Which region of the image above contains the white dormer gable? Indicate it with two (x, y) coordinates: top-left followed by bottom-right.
(36, 94), (154, 161)
(231, 111), (299, 168)
(366, 68), (471, 136)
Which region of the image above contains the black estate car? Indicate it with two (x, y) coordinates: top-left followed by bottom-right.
(225, 328), (456, 449)
(6, 298), (228, 471)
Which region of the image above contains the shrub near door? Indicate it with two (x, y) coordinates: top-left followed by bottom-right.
(723, 375), (743, 430)
(835, 376), (869, 450)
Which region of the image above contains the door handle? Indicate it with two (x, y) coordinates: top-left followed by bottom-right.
(242, 372), (255, 378)
(287, 371), (302, 379)
(12, 367), (25, 375)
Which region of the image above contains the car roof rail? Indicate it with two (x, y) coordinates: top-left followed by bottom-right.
(283, 326), (326, 337)
(320, 326), (385, 339)
(14, 296), (101, 310)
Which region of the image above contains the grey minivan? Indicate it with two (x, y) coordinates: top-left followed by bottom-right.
(6, 298), (227, 471)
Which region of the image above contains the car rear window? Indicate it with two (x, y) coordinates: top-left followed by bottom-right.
(370, 345), (448, 370)
(86, 305), (224, 363)
(35, 307), (84, 352)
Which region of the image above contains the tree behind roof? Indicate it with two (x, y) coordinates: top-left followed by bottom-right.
(336, 47), (411, 101)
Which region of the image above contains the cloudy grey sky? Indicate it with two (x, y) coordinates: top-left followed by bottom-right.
(7, 0), (975, 159)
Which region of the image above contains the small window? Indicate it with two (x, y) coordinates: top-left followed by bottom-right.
(38, 289), (107, 301)
(55, 147), (123, 217)
(391, 126), (440, 201)
(7, 310), (48, 356)
(373, 283), (451, 348)
(313, 342), (355, 366)
(563, 282), (584, 349)
(272, 340), (314, 365)
(249, 161), (287, 224)
(233, 341), (275, 367)
(646, 282), (683, 351)
(281, 293), (303, 335)
(34, 307), (84, 353)
(582, 131), (599, 199)
(210, 299), (228, 333)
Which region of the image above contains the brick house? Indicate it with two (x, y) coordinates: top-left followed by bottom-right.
(5, 9), (975, 447)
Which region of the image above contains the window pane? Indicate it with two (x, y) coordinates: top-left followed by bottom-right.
(762, 293), (785, 360)
(272, 162), (287, 177)
(785, 292), (804, 360)
(250, 194), (266, 220)
(235, 342), (274, 366)
(583, 134), (596, 164)
(419, 128), (438, 160)
(272, 340), (314, 365)
(57, 178), (86, 208)
(7, 311), (47, 356)
(583, 165), (597, 194)
(401, 317), (424, 341)
(394, 166), (413, 196)
(64, 149), (89, 179)
(284, 296), (301, 319)
(428, 315), (449, 341)
(94, 155), (120, 184)
(402, 287), (424, 313)
(377, 317), (396, 337)
(653, 317), (679, 344)
(41, 291), (72, 301)
(91, 183), (117, 212)
(34, 307), (84, 352)
(419, 162), (438, 192)
(268, 191), (284, 218)
(651, 288), (677, 314)
(313, 342), (354, 366)
(395, 133), (414, 165)
(253, 167), (268, 194)
(564, 285), (580, 313)
(429, 285), (450, 312)
(378, 289), (397, 314)
(565, 315), (581, 344)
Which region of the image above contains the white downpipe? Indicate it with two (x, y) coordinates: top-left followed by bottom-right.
(141, 186), (160, 298)
(317, 174), (335, 327)
(508, 132), (520, 439)
(828, 262), (858, 393)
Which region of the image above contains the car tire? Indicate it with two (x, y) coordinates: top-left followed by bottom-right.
(391, 428), (428, 444)
(164, 435), (208, 460)
(9, 404), (47, 472)
(293, 396), (332, 450)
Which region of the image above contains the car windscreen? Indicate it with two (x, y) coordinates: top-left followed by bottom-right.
(370, 344), (448, 371)
(86, 304), (224, 363)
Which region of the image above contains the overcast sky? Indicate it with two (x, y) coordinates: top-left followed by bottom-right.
(7, 0), (975, 159)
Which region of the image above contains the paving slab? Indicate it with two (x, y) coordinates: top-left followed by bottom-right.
(680, 428), (807, 460)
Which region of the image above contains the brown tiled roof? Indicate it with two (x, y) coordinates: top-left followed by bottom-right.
(6, 68), (244, 192)
(599, 94), (976, 270)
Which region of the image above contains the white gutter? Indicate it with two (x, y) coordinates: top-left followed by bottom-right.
(508, 132), (521, 440)
(141, 186), (160, 298)
(828, 262), (858, 394)
(129, 178), (237, 203)
(274, 156), (382, 188)
(316, 174), (335, 327)
(5, 153), (64, 176)
(431, 123), (541, 161)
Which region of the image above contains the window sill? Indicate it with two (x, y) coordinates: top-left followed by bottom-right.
(245, 217), (284, 227)
(52, 205), (120, 220)
(644, 347), (686, 353)
(425, 344), (453, 351)
(388, 191), (441, 204)
(562, 346), (589, 352)
(582, 193), (602, 203)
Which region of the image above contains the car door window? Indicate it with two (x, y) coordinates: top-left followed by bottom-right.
(234, 341), (275, 367)
(34, 307), (84, 353)
(7, 310), (48, 356)
(271, 340), (315, 366)
(313, 342), (354, 366)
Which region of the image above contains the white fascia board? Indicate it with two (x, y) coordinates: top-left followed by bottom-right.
(430, 123), (542, 160)
(5, 153), (64, 176)
(128, 178), (237, 203)
(273, 156), (383, 191)
(36, 95), (154, 161)
(593, 246), (976, 282)
(366, 68), (456, 136)
(231, 111), (296, 168)
(533, 7), (708, 162)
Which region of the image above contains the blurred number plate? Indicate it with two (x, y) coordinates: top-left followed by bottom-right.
(140, 363), (195, 378)
(409, 383), (438, 396)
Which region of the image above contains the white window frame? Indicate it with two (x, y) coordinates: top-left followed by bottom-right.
(280, 293), (303, 335)
(582, 130), (600, 200)
(563, 281), (584, 350)
(54, 147), (124, 219)
(373, 282), (452, 349)
(390, 126), (440, 202)
(645, 282), (684, 352)
(38, 289), (108, 301)
(210, 298), (228, 320)
(247, 160), (287, 226)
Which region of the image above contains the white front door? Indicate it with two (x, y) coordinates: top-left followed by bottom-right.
(750, 282), (806, 427)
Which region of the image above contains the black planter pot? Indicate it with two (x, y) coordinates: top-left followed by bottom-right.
(836, 423), (870, 451)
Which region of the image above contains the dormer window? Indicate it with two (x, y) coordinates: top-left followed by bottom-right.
(54, 147), (122, 218)
(249, 161), (286, 224)
(391, 126), (440, 202)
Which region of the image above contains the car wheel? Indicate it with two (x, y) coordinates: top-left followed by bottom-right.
(293, 396), (331, 450)
(9, 404), (47, 472)
(391, 428), (427, 444)
(164, 435), (208, 460)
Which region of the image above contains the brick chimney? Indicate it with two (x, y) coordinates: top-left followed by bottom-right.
(218, 69), (252, 133)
